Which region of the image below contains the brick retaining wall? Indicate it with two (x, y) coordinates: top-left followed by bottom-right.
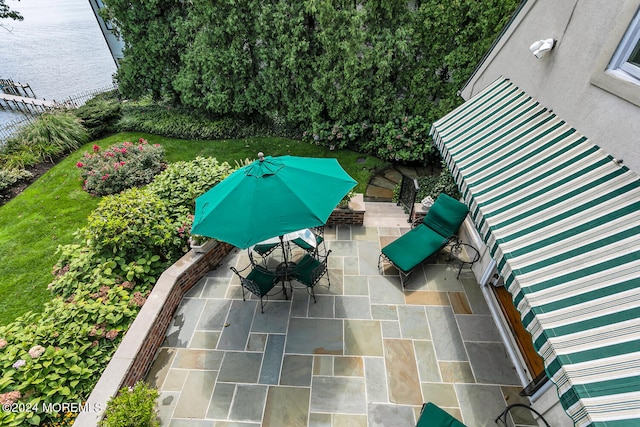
(327, 193), (365, 226)
(74, 194), (367, 425)
(326, 208), (365, 225)
(73, 240), (234, 426)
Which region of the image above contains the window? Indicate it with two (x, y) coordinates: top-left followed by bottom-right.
(608, 8), (640, 83)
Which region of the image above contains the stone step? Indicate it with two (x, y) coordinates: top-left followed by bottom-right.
(365, 202), (407, 214)
(383, 168), (403, 184)
(363, 216), (412, 227)
(370, 175), (398, 191)
(365, 185), (394, 201)
(362, 201), (411, 227)
(395, 165), (420, 179)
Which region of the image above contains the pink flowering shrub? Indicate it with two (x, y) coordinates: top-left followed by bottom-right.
(0, 285), (138, 426)
(77, 138), (166, 196)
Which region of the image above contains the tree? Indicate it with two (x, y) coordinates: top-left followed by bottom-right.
(0, 0), (23, 29)
(101, 0), (184, 101)
(104, 0), (519, 160)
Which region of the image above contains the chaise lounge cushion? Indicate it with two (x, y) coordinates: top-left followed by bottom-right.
(380, 193), (469, 276)
(381, 225), (448, 273)
(416, 402), (467, 427)
(422, 193), (470, 237)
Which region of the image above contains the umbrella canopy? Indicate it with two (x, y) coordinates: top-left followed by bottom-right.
(191, 153), (357, 248)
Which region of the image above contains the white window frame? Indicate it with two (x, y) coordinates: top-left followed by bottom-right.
(608, 8), (640, 83)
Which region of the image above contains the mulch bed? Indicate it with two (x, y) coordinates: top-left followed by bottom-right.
(0, 159), (61, 207)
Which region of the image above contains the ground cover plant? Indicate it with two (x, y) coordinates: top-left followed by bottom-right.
(99, 381), (160, 427)
(115, 99), (293, 141)
(0, 156), (233, 426)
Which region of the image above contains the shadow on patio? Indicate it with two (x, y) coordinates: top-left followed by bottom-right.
(146, 224), (538, 427)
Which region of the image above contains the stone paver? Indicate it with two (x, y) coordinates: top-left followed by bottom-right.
(149, 222), (534, 426)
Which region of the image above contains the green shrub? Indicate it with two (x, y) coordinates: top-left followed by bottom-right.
(117, 101), (293, 140)
(0, 183), (189, 425)
(0, 152), (211, 427)
(77, 139), (166, 196)
(0, 168), (32, 193)
(303, 116), (434, 162)
(392, 164), (461, 207)
(303, 121), (372, 151)
(74, 96), (122, 139)
(47, 244), (150, 299)
(403, 165), (461, 203)
(117, 102), (238, 140)
(147, 156), (233, 217)
(423, 165), (460, 201)
(365, 116), (434, 162)
(0, 111), (89, 168)
(99, 382), (159, 427)
(79, 187), (186, 272)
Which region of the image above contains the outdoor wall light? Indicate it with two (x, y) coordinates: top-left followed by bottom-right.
(530, 38), (556, 59)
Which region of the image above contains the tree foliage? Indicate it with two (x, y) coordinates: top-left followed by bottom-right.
(0, 0), (23, 23)
(103, 0), (518, 161)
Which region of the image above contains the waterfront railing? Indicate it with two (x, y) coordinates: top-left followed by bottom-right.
(0, 83), (119, 144)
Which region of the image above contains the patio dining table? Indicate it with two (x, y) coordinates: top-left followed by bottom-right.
(249, 228), (319, 297)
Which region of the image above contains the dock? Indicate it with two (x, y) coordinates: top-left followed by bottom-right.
(0, 93), (56, 114)
(0, 78), (57, 114)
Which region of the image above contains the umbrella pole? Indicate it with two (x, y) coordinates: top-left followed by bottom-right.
(280, 235), (287, 264)
(279, 235), (291, 300)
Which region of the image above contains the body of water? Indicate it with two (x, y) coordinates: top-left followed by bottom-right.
(0, 0), (117, 126)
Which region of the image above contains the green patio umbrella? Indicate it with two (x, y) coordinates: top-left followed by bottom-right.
(191, 153), (357, 249)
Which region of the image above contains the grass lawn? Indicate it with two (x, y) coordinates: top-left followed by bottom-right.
(0, 132), (387, 325)
(98, 132), (387, 193)
(0, 143), (101, 325)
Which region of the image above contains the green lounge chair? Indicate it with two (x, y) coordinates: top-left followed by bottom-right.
(416, 402), (467, 427)
(378, 194), (469, 287)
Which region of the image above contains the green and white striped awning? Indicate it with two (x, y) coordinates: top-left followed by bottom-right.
(430, 77), (640, 427)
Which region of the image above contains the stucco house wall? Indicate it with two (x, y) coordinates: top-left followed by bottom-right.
(461, 0), (640, 174)
(456, 1), (640, 425)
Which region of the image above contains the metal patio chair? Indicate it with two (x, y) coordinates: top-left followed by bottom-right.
(290, 249), (332, 303)
(230, 263), (280, 313)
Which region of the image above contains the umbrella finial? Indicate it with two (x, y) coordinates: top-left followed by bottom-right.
(258, 152), (264, 162)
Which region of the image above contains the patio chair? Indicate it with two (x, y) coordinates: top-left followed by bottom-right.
(249, 242), (281, 266)
(230, 264), (279, 313)
(290, 249), (332, 303)
(378, 193), (469, 287)
(416, 402), (467, 427)
(291, 226), (325, 257)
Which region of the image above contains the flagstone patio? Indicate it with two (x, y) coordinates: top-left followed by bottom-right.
(146, 221), (539, 427)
